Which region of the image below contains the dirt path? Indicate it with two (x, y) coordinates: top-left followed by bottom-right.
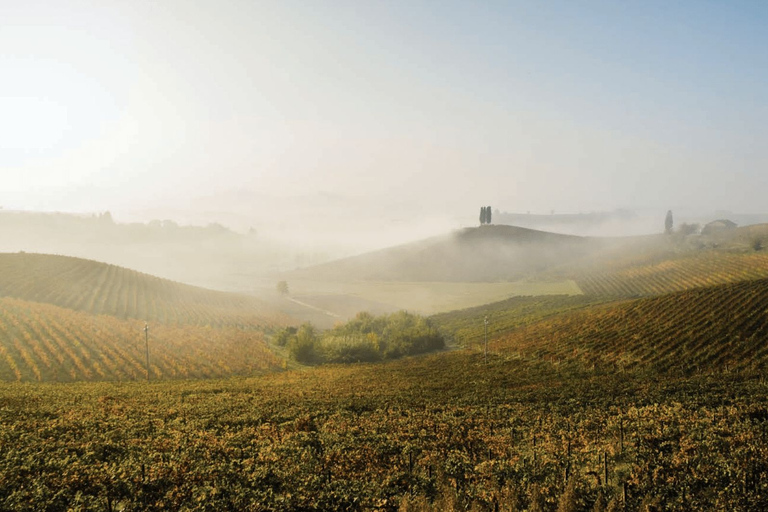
(286, 297), (341, 319)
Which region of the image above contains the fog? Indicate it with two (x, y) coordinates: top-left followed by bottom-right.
(2, 1), (768, 265)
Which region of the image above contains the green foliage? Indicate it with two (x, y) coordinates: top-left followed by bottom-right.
(288, 323), (318, 364)
(274, 326), (297, 347)
(288, 311), (445, 365)
(276, 280), (289, 295)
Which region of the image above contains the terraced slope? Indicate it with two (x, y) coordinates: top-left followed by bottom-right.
(492, 277), (768, 373)
(0, 297), (283, 381)
(0, 253), (287, 327)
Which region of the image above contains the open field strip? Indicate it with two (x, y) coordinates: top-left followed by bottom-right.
(289, 279), (582, 315)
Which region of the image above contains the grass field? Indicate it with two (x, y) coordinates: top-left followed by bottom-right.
(288, 279), (583, 317)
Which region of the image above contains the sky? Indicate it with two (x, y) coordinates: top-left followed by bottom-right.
(1, 0), (767, 236)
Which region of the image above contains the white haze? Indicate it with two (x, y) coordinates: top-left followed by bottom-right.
(2, 1), (767, 257)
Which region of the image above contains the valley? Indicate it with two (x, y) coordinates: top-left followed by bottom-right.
(1, 223), (768, 510)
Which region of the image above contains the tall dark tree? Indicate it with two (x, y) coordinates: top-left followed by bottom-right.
(665, 210), (673, 234)
(487, 206), (492, 225)
(479, 206), (487, 225)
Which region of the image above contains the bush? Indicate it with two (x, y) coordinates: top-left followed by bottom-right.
(286, 312), (444, 365)
(288, 323), (318, 364)
(678, 223), (699, 236)
(274, 326), (297, 347)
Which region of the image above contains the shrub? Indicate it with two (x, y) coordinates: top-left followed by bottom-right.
(287, 312), (445, 365)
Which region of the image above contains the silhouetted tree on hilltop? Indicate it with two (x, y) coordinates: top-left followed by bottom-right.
(479, 206), (493, 225)
(665, 210), (673, 234)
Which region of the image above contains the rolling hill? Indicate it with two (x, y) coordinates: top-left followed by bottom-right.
(576, 250), (768, 298)
(0, 253), (294, 382)
(486, 277), (768, 373)
(0, 297), (284, 381)
(285, 225), (603, 283)
(4, 229), (768, 509)
(0, 252), (288, 327)
(280, 223), (768, 319)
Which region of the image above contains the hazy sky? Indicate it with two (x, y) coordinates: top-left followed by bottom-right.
(2, 0), (767, 223)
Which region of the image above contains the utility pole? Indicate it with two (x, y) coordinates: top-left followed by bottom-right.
(144, 323), (150, 381)
(484, 315), (488, 364)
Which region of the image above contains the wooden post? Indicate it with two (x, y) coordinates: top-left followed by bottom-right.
(144, 323), (150, 381)
(620, 418), (624, 454)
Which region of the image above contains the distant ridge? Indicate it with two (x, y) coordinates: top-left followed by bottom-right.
(287, 225), (602, 282)
(0, 253), (288, 327)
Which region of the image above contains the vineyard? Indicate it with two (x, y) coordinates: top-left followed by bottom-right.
(490, 277), (768, 374)
(0, 253), (288, 327)
(3, 238), (768, 509)
(0, 297), (284, 381)
(431, 295), (601, 347)
(576, 250), (768, 298)
(1, 352), (767, 510)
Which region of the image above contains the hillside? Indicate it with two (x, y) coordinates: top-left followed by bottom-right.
(0, 252), (288, 327)
(3, 251), (768, 507)
(431, 294), (602, 346)
(0, 297), (283, 381)
(286, 225), (603, 283)
(577, 250), (768, 297)
(3, 322), (767, 509)
(488, 277), (768, 373)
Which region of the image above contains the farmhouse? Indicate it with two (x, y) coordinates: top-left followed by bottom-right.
(701, 219), (737, 235)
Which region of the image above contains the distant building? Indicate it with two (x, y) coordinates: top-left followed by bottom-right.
(701, 219), (737, 235)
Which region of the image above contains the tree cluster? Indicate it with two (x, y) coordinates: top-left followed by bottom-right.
(274, 311), (445, 365)
(479, 206), (492, 225)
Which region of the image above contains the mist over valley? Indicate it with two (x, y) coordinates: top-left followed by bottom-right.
(3, 1), (768, 509)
